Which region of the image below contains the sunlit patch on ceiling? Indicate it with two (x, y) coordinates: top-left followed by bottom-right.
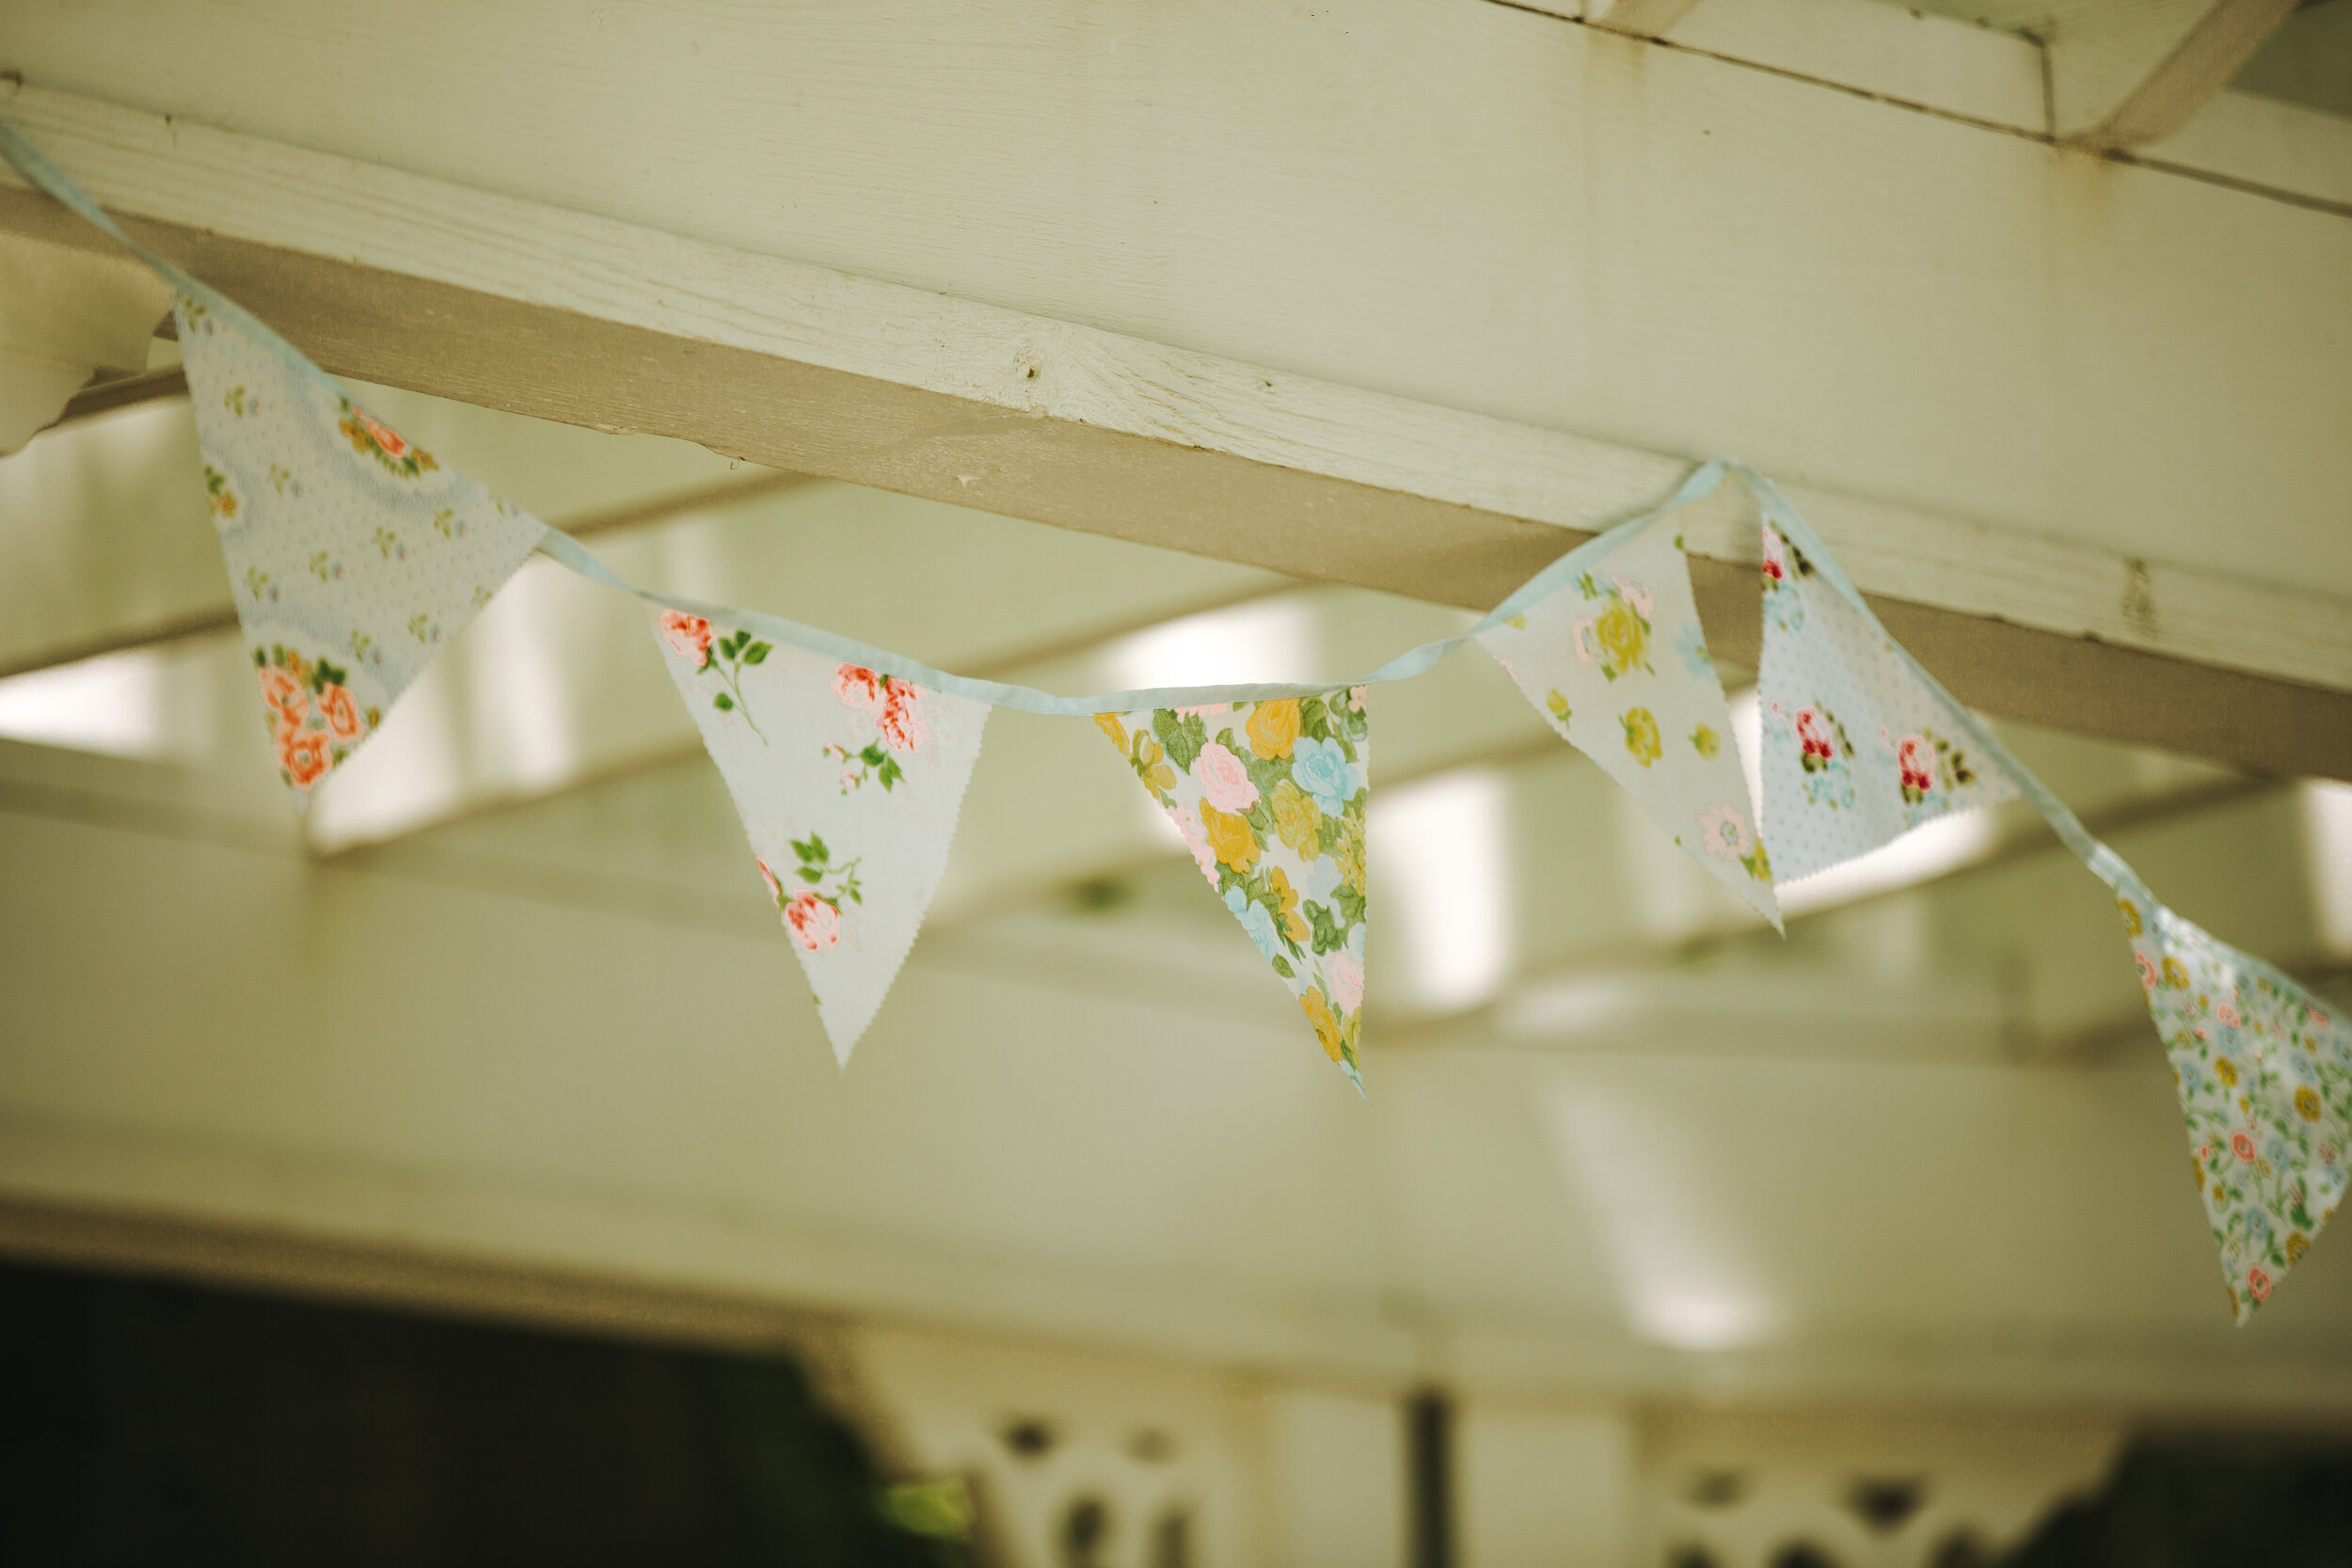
(0, 635), (239, 765)
(2304, 781), (2352, 961)
(1106, 595), (1317, 690)
(0, 645), (178, 758)
(1547, 1075), (1782, 1351)
(1776, 811), (1998, 918)
(1374, 767), (1514, 1014)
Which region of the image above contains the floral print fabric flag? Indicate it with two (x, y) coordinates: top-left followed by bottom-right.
(177, 297), (548, 795)
(2118, 892), (2352, 1323)
(1098, 692), (1373, 1088)
(1475, 515), (1779, 929)
(652, 610), (989, 1064)
(1756, 520), (2016, 885)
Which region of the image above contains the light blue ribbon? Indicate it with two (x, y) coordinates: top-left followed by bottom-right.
(0, 116), (348, 398)
(538, 461), (1724, 717)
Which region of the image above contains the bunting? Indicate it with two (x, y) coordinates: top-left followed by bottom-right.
(651, 611), (990, 1064)
(2116, 890), (2352, 1323)
(1475, 509), (1779, 928)
(1752, 474), (2352, 1320)
(177, 296), (548, 795)
(3, 114), (2339, 1323)
(1755, 518), (2017, 884)
(1096, 693), (1373, 1088)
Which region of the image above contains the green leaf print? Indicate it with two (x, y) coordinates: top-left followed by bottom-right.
(1153, 709), (1208, 773)
(1298, 694), (1333, 742)
(696, 626), (772, 740)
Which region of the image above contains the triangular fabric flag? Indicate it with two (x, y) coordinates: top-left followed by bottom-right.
(1755, 519), (2016, 884)
(177, 296), (548, 795)
(651, 610), (989, 1063)
(1096, 692), (1372, 1088)
(1475, 514), (1780, 928)
(2116, 890), (2352, 1323)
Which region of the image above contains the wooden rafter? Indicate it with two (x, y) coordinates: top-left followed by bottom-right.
(3, 44), (2349, 779)
(2051, 0), (2304, 149)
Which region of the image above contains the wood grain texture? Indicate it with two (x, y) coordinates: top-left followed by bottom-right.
(1670, 0), (2046, 132)
(1, 76), (2348, 777)
(2137, 73), (2352, 210)
(0, 227), (170, 370)
(0, 224), (174, 451)
(2, 7), (2347, 583)
(1587, 0), (1704, 38)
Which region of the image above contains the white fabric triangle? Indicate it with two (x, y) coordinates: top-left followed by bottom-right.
(652, 611), (989, 1063)
(1095, 692), (1372, 1089)
(1756, 521), (2016, 886)
(176, 297), (548, 795)
(1476, 515), (1780, 929)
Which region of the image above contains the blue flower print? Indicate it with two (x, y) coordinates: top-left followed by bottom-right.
(1225, 886), (1283, 962)
(1293, 736), (1362, 817)
(1676, 616), (1715, 679)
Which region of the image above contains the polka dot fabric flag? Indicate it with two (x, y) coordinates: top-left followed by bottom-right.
(177, 296), (548, 797)
(1756, 519), (2016, 885)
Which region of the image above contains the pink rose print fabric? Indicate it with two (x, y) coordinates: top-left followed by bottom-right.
(1474, 512), (1779, 930)
(1756, 520), (2016, 885)
(1096, 691), (1372, 1089)
(2118, 891), (2352, 1323)
(177, 297), (548, 797)
(651, 612), (990, 1063)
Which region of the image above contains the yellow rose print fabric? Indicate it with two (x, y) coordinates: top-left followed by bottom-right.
(176, 297), (548, 797)
(2121, 892), (2352, 1323)
(1475, 514), (1780, 930)
(1098, 692), (1372, 1089)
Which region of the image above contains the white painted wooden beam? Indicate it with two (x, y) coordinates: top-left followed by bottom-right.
(0, 373), (804, 679)
(0, 226), (170, 452)
(2, 78), (2348, 780)
(1586, 0), (1704, 40)
(2137, 86), (2352, 211)
(2050, 0), (2304, 150)
(1670, 0), (2046, 133)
